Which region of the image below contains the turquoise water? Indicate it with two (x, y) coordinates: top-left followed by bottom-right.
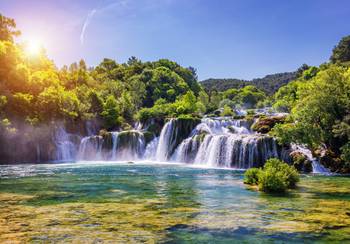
(0, 162), (350, 243)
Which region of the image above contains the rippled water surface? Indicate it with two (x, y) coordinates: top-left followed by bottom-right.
(0, 162), (350, 243)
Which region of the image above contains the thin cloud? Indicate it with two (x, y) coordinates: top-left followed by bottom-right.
(80, 9), (97, 45)
(80, 0), (130, 45)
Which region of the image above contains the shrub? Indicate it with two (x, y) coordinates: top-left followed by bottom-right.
(244, 168), (261, 185)
(243, 158), (300, 193)
(258, 167), (288, 193)
(262, 158), (299, 189)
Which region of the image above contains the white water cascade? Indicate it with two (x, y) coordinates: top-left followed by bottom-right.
(54, 126), (77, 161)
(155, 119), (176, 161)
(78, 135), (104, 160)
(172, 118), (283, 168)
(144, 137), (159, 160)
(291, 145), (330, 174)
(69, 116), (329, 172)
(78, 130), (146, 161)
(111, 132), (119, 160)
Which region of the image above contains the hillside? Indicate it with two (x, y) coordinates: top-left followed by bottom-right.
(200, 71), (298, 95)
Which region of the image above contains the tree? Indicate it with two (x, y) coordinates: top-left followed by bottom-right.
(219, 99), (235, 109)
(273, 81), (300, 112)
(0, 14), (20, 42)
(221, 105), (234, 117)
(223, 88), (239, 100)
(330, 35), (350, 64)
(233, 85), (266, 108)
(273, 65), (350, 171)
(101, 95), (122, 129)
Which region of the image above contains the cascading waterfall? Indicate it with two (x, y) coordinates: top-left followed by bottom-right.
(291, 145), (330, 174)
(78, 130), (146, 161)
(155, 119), (176, 161)
(113, 130), (146, 160)
(54, 126), (77, 161)
(111, 132), (119, 160)
(69, 115), (328, 172)
(144, 137), (159, 160)
(172, 118), (282, 168)
(78, 135), (104, 160)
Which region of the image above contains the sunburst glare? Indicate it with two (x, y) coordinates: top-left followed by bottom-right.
(24, 38), (43, 56)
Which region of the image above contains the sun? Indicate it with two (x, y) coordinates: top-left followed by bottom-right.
(24, 38), (43, 56)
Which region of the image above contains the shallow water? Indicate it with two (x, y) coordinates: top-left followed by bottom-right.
(0, 162), (350, 243)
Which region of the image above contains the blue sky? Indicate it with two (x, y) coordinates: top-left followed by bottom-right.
(1, 0), (349, 80)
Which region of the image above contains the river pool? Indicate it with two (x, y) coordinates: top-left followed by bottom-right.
(0, 161), (349, 243)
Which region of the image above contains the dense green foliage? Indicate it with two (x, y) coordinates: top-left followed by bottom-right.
(244, 158), (300, 193)
(272, 65), (350, 171)
(201, 71), (298, 95)
(330, 35), (350, 64)
(219, 85), (266, 109)
(0, 14), (204, 132)
(269, 36), (350, 172)
(243, 167), (260, 185)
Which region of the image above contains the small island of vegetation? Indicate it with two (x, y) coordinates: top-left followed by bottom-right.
(244, 158), (300, 193)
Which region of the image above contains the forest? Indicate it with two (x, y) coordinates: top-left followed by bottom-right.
(0, 14), (349, 172)
(201, 70), (300, 95)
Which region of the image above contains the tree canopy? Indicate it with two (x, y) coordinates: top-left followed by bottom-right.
(330, 35), (350, 64)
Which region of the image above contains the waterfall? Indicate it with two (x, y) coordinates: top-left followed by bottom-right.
(78, 135), (103, 160)
(114, 130), (146, 160)
(291, 145), (330, 174)
(54, 126), (77, 161)
(78, 130), (146, 161)
(73, 116), (295, 169)
(144, 137), (159, 160)
(156, 119), (175, 161)
(172, 118), (282, 168)
(175, 134), (279, 168)
(111, 132), (119, 160)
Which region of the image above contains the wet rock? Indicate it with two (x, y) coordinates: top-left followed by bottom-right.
(290, 151), (313, 173)
(315, 149), (344, 173)
(251, 116), (286, 134)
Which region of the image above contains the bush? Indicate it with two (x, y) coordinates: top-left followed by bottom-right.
(243, 158), (299, 193)
(220, 104), (235, 117)
(244, 168), (260, 185)
(258, 167), (288, 193)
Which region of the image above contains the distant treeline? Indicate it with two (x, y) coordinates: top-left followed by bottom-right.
(201, 71), (299, 95)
